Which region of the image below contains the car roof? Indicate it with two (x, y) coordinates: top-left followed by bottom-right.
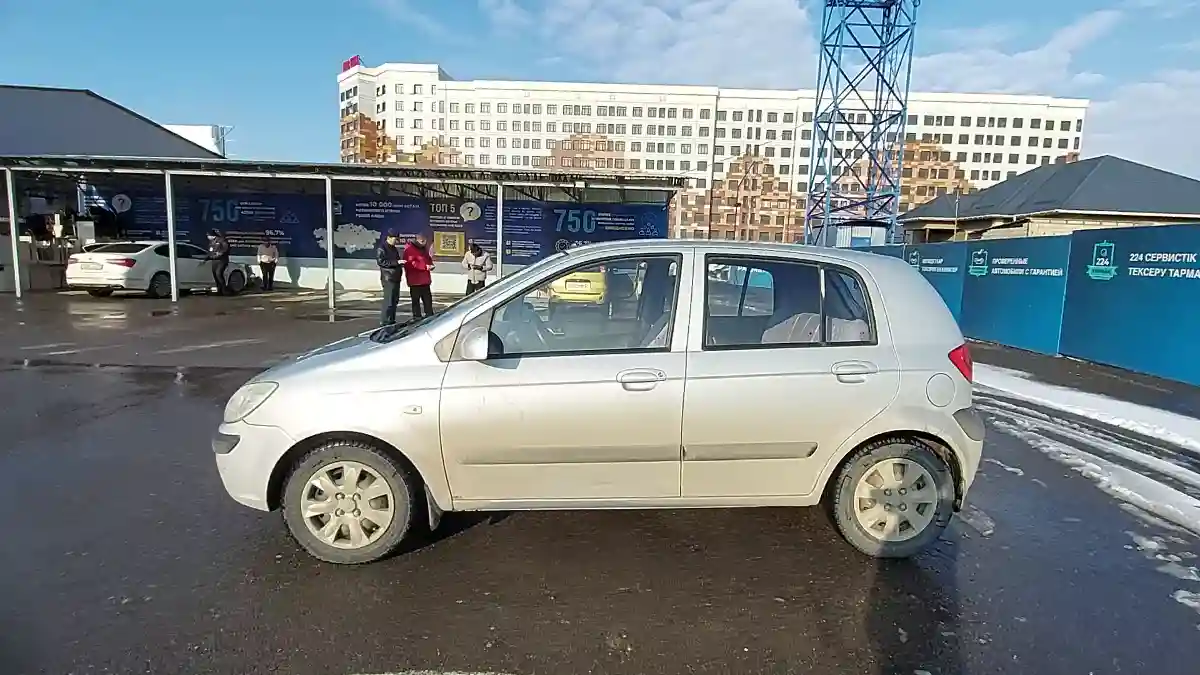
(570, 239), (913, 280)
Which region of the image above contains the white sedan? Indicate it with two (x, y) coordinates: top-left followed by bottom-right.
(67, 241), (253, 298)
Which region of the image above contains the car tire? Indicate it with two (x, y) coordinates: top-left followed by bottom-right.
(829, 437), (955, 559)
(282, 439), (420, 565)
(147, 272), (171, 299)
(226, 269), (246, 295)
(87, 289), (114, 298)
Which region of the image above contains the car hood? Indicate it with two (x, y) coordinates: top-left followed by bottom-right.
(257, 330), (379, 381)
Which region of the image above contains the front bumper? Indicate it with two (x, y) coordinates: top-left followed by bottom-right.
(213, 420), (297, 511)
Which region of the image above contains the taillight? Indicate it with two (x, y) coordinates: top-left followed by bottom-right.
(948, 344), (973, 382)
(112, 258), (137, 268)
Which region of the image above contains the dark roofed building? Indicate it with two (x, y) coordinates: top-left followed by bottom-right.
(0, 85), (222, 159)
(900, 155), (1200, 242)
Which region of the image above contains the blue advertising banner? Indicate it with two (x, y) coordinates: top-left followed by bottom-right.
(84, 188), (668, 264)
(904, 242), (967, 320)
(1060, 224), (1200, 386)
(960, 236), (1071, 355)
(187, 193), (327, 257)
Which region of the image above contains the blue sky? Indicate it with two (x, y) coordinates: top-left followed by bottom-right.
(2, 0), (1198, 176)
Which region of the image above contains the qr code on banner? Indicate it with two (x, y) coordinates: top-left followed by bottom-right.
(433, 231), (465, 257)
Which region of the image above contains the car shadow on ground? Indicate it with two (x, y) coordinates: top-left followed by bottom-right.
(244, 504), (966, 674)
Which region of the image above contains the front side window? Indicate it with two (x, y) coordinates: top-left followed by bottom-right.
(703, 256), (874, 349)
(475, 254), (683, 358)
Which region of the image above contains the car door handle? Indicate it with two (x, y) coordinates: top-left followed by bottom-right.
(617, 368), (665, 391)
(832, 361), (878, 383)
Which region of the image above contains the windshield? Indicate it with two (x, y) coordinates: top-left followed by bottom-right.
(369, 251), (569, 344)
(369, 313), (440, 344)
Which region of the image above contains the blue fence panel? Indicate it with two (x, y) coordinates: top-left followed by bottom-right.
(863, 245), (906, 259)
(960, 236), (1072, 355)
(85, 188), (668, 264)
(904, 242), (968, 320)
(1060, 224), (1200, 386)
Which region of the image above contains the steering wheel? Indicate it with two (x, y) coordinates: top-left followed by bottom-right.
(499, 300), (553, 353)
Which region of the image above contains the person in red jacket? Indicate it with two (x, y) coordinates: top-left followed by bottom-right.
(403, 233), (436, 320)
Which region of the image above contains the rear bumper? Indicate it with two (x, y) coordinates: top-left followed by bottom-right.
(65, 275), (142, 290)
(949, 406), (986, 504)
(549, 292), (607, 304)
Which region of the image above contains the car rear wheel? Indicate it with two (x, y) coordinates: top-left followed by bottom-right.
(147, 272), (171, 299)
(829, 437), (955, 558)
(226, 269), (247, 295)
(282, 440), (419, 564)
(87, 289), (114, 298)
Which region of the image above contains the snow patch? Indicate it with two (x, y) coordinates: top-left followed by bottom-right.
(981, 402), (1200, 494)
(984, 457), (1025, 476)
(1173, 590), (1200, 612)
(992, 421), (1200, 536)
(975, 364), (1200, 455)
(1158, 562), (1200, 582)
(1128, 532), (1166, 552)
(956, 504), (996, 537)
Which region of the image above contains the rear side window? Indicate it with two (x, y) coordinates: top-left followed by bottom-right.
(703, 255), (875, 349)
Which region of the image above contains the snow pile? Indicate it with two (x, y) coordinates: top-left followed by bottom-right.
(975, 364), (1200, 455)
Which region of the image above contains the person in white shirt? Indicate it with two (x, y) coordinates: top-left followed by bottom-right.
(257, 238), (280, 291)
(461, 242), (493, 295)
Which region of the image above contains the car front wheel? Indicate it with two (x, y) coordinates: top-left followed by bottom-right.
(282, 440), (419, 564)
(829, 438), (956, 558)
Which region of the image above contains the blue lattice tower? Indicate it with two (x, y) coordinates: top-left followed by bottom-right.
(803, 0), (920, 246)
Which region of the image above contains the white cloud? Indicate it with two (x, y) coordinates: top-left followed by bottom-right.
(369, 0), (466, 44)
(1122, 0), (1199, 17)
(1086, 70), (1200, 177)
(478, 0), (533, 29)
(459, 1), (1197, 177)
(488, 0), (817, 88)
(910, 10), (1122, 93)
(932, 23), (1019, 49)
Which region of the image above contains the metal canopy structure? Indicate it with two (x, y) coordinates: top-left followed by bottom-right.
(2, 154), (685, 304)
(804, 0), (921, 247)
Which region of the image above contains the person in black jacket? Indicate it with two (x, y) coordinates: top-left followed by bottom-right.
(205, 229), (231, 295)
(376, 229), (404, 326)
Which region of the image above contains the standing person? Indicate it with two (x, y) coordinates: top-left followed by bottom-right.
(461, 242), (493, 295)
(257, 237), (280, 291)
(403, 233), (435, 320)
(375, 229), (404, 326)
(205, 229), (231, 295)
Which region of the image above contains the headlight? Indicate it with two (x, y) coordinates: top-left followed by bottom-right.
(223, 381), (278, 423)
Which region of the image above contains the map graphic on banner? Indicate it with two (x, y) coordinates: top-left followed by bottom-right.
(83, 188), (667, 264)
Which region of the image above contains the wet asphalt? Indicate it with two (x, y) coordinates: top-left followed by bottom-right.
(1, 293), (1199, 674)
(0, 365), (1197, 675)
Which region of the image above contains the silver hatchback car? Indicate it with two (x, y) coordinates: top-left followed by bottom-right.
(214, 240), (984, 564)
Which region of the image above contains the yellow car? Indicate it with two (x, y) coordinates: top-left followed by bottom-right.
(546, 264), (642, 319)
(548, 268), (609, 306)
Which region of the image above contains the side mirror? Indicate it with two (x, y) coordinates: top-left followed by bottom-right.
(459, 326), (496, 361)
